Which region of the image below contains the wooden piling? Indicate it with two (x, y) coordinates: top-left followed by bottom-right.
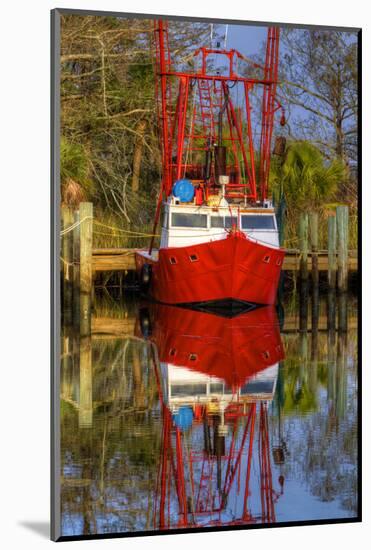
(311, 287), (319, 335)
(62, 206), (74, 325)
(338, 292), (348, 333)
(336, 333), (347, 420)
(299, 280), (308, 332)
(299, 212), (309, 282)
(309, 340), (318, 397)
(309, 211), (319, 336)
(72, 210), (80, 328)
(327, 328), (336, 401)
(328, 215), (337, 290)
(79, 202), (93, 336)
(299, 331), (308, 385)
(327, 289), (336, 332)
(79, 336), (93, 428)
(309, 212), (319, 290)
(336, 206), (349, 292)
(132, 343), (145, 409)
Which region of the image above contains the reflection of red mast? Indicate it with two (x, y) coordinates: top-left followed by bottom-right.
(144, 305), (284, 529)
(153, 395), (281, 529)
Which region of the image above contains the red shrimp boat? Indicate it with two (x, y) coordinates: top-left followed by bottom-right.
(136, 21), (286, 308)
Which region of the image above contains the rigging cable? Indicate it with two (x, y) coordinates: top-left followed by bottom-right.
(224, 24), (229, 49)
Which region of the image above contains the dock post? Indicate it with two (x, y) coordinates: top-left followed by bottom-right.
(336, 333), (347, 420)
(336, 206), (349, 292)
(299, 331), (308, 388)
(79, 202), (93, 336)
(299, 212), (309, 283)
(132, 343), (145, 409)
(79, 336), (92, 428)
(299, 279), (308, 332)
(309, 212), (319, 335)
(298, 212), (309, 331)
(338, 292), (348, 333)
(327, 289), (337, 331)
(328, 215), (337, 290)
(327, 326), (336, 401)
(72, 210), (80, 329)
(309, 330), (318, 398)
(61, 206), (73, 325)
(309, 212), (319, 290)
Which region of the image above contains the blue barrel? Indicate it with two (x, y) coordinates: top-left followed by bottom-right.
(172, 179), (194, 203)
(173, 406), (193, 431)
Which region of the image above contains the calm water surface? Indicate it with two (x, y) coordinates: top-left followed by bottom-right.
(60, 293), (358, 536)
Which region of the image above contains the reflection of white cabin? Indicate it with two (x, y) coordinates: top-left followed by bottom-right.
(160, 362), (279, 413)
(160, 198), (280, 249)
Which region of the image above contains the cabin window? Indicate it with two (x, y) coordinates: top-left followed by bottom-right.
(224, 216), (238, 229)
(171, 384), (207, 397)
(171, 212), (208, 228)
(189, 254), (199, 262)
(240, 380), (275, 395)
(241, 215), (276, 230)
(210, 382), (224, 393)
(210, 216), (224, 228)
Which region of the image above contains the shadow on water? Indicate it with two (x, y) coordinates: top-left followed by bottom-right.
(59, 286), (358, 537)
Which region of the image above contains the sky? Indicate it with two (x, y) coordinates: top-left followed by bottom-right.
(226, 23), (267, 57)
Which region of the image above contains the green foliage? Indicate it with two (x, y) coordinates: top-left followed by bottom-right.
(280, 358), (317, 414)
(271, 141), (346, 211)
(60, 15), (213, 233)
(60, 136), (90, 186)
(269, 141), (354, 248)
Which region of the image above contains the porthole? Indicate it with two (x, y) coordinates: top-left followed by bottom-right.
(189, 353), (198, 361)
(262, 350), (270, 360)
(262, 255), (271, 263)
(276, 258), (282, 266)
(169, 256), (177, 265)
(169, 348), (177, 357)
(189, 254), (199, 262)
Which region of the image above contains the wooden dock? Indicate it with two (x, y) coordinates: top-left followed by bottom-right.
(92, 247), (358, 273)
(90, 312), (356, 338)
(61, 202), (357, 330)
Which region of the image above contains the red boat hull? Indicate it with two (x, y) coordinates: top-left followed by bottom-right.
(140, 304), (284, 389)
(136, 234), (285, 306)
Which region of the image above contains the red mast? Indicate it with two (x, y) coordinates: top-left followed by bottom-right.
(259, 27), (284, 201)
(153, 20), (284, 206)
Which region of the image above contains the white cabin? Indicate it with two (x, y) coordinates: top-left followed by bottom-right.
(160, 196), (280, 250)
(160, 362), (279, 413)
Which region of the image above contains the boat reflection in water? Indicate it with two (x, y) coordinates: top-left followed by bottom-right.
(137, 304), (285, 529)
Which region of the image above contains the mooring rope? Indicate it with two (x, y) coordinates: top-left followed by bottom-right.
(60, 216), (93, 236)
(93, 220), (159, 237)
(60, 217), (160, 239)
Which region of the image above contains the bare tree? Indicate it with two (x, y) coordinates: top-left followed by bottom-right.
(278, 29), (358, 167)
